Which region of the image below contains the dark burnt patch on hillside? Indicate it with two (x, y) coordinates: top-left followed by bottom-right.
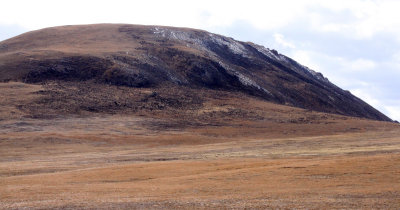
(16, 81), (275, 128)
(148, 47), (245, 88)
(23, 56), (113, 83)
(18, 81), (203, 118)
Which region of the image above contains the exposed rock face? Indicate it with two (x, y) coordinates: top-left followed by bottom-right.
(0, 24), (392, 121)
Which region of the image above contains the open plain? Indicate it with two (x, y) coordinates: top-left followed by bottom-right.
(1, 82), (400, 209)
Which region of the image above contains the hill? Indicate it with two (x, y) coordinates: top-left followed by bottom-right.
(1, 24), (400, 209)
(0, 24), (391, 121)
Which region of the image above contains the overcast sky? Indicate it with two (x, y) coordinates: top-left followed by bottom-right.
(1, 0), (399, 121)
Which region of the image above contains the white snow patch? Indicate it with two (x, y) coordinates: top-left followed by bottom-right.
(249, 43), (285, 62)
(152, 27), (249, 57)
(209, 34), (248, 56)
(250, 43), (330, 83)
(151, 27), (210, 53)
(218, 61), (272, 95)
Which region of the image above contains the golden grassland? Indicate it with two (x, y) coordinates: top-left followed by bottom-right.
(1, 82), (400, 209)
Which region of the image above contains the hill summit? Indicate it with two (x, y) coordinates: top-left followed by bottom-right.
(0, 24), (391, 121)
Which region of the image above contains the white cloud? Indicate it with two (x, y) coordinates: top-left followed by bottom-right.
(288, 50), (376, 74)
(292, 51), (377, 73)
(385, 106), (400, 122)
(346, 58), (377, 72)
(351, 88), (383, 111)
(320, 23), (350, 33)
(274, 33), (295, 49)
(277, 43), (396, 121)
(314, 0), (400, 39)
(0, 0), (207, 29)
(350, 87), (400, 121)
(350, 88), (391, 120)
(291, 50), (320, 70)
(0, 0), (315, 31)
(2, 0), (400, 41)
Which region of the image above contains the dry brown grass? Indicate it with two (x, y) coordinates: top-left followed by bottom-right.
(0, 82), (43, 120)
(1, 82), (400, 209)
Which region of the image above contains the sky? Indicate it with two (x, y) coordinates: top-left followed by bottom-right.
(1, 0), (399, 121)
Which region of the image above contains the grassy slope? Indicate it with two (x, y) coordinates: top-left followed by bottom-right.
(0, 82), (399, 209)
